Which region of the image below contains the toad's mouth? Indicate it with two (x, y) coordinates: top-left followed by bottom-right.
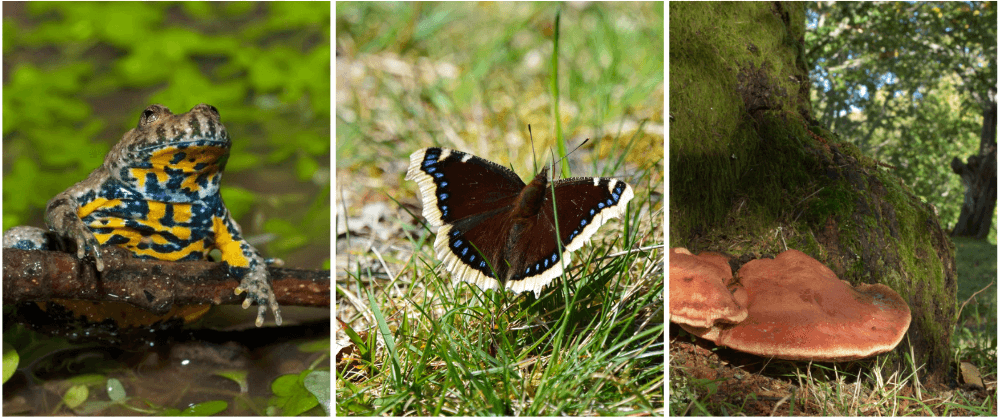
(137, 138), (230, 153)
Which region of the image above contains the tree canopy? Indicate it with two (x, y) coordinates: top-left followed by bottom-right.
(806, 1), (997, 241)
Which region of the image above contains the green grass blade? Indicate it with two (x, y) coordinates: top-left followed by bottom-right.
(550, 8), (569, 177)
(368, 289), (402, 386)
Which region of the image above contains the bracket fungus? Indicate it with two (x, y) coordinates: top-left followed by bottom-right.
(671, 248), (912, 362)
(669, 248), (747, 329)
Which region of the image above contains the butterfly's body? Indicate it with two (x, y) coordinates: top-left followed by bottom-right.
(407, 147), (633, 297)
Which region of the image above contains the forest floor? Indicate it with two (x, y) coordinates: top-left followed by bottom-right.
(669, 236), (997, 416)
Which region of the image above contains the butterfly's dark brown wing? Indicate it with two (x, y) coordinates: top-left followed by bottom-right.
(407, 147), (634, 297)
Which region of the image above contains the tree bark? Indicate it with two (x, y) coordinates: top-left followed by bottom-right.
(950, 97), (997, 239)
(2, 246), (331, 309)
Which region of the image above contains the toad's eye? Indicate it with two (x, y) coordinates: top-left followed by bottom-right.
(208, 105), (219, 116)
(141, 109), (158, 125)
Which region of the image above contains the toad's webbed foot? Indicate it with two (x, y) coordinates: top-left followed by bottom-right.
(234, 265), (282, 327)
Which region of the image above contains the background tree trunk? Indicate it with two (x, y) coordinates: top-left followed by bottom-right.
(670, 1), (956, 387)
(950, 96), (997, 239)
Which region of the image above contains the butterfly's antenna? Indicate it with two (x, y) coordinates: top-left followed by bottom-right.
(549, 137), (590, 176)
(528, 124), (539, 174)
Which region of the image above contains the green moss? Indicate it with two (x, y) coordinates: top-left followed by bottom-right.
(669, 2), (810, 225)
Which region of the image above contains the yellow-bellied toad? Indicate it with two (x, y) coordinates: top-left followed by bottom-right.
(4, 104), (281, 326)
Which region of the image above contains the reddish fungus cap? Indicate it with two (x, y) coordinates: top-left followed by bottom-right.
(704, 249), (911, 362)
(669, 248), (748, 329)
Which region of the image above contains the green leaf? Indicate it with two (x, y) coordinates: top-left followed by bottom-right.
(178, 400), (228, 416)
(2, 343), (18, 383)
(214, 370), (249, 393)
(303, 371), (331, 415)
(63, 385), (89, 409)
(105, 378), (126, 402)
(295, 155), (320, 182)
(269, 371), (320, 416)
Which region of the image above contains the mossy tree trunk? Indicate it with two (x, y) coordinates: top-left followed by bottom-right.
(670, 2), (956, 387)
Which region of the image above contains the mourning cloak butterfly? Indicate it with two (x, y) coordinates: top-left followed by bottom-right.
(406, 147), (634, 297)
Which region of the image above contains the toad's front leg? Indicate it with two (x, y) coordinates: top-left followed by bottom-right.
(44, 170), (108, 271)
(214, 214), (282, 327)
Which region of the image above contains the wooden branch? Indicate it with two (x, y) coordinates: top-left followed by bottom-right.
(3, 247), (329, 314)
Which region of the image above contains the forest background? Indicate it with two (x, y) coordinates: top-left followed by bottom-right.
(807, 2), (996, 244)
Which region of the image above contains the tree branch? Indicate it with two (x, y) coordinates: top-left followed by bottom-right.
(3, 246), (329, 314)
